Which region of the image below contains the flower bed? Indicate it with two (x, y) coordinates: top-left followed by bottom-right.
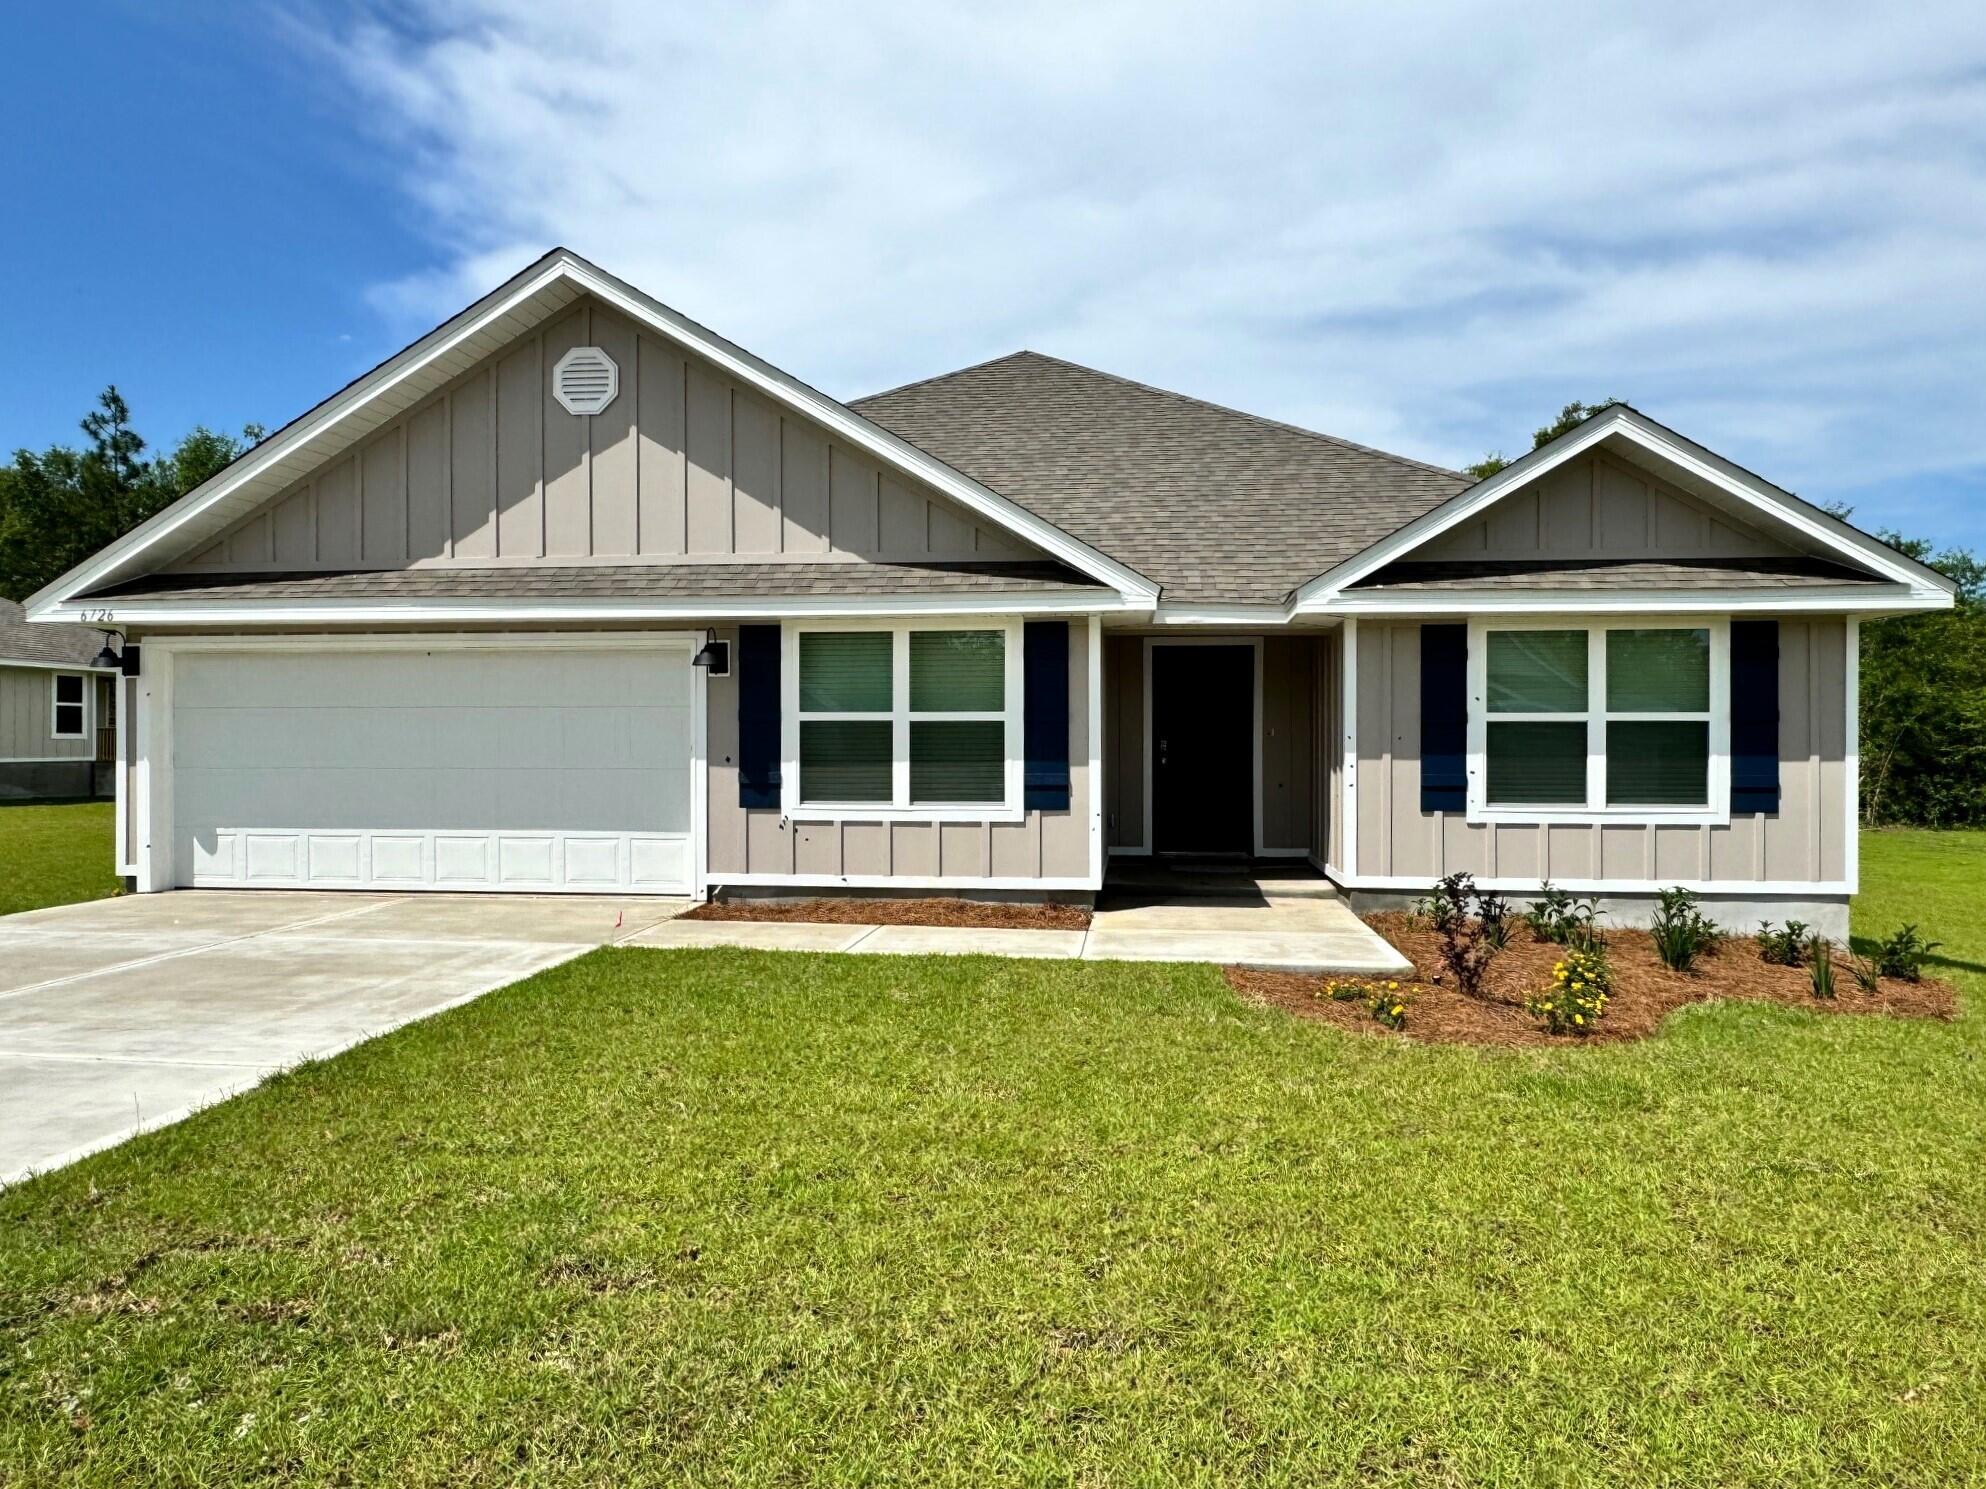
(683, 896), (1091, 930)
(1227, 913), (1955, 1047)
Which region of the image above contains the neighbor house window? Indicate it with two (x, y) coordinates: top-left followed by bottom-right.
(788, 621), (1019, 816)
(1473, 620), (1726, 819)
(50, 673), (86, 739)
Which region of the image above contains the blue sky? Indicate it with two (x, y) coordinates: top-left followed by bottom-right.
(5, 2), (1985, 553)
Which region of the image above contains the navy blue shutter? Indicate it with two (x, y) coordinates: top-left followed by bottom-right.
(1730, 620), (1780, 813)
(1023, 621), (1070, 811)
(737, 625), (782, 810)
(1420, 624), (1467, 813)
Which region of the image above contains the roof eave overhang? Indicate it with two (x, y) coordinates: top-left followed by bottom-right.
(44, 590), (1146, 629)
(1288, 406), (1959, 612)
(25, 251), (1159, 618)
(1324, 584), (1944, 616)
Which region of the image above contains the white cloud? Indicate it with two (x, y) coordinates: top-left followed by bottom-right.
(301, 0), (1986, 539)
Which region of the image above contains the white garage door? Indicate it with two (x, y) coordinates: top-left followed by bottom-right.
(168, 640), (695, 893)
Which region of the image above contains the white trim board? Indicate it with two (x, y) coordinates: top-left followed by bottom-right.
(708, 872), (1099, 892)
(1329, 869), (1853, 898)
(24, 249), (1157, 617)
(43, 590), (1138, 628)
(1293, 405), (1955, 609)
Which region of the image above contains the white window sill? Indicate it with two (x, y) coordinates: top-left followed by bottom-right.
(785, 803), (1028, 824)
(1467, 806), (1728, 827)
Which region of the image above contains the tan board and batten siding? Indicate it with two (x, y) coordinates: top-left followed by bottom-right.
(1354, 620), (1850, 885)
(1419, 451), (1795, 560)
(172, 296), (1036, 572)
(704, 623), (1092, 882)
(0, 667), (93, 761)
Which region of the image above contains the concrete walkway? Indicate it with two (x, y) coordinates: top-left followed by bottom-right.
(631, 871), (1410, 975)
(0, 891), (688, 1186)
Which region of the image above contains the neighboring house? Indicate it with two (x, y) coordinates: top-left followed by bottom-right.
(23, 250), (1955, 934)
(0, 598), (116, 800)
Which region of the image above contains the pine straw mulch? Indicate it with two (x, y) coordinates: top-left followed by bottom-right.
(682, 897), (1091, 931)
(1227, 911), (1957, 1049)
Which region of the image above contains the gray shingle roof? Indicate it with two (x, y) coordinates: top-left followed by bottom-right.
(852, 351), (1469, 605)
(0, 598), (109, 667)
(91, 561), (1105, 604)
(1352, 557), (1890, 591)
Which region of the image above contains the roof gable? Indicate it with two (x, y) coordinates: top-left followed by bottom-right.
(26, 253), (1155, 616)
(1296, 404), (1955, 609)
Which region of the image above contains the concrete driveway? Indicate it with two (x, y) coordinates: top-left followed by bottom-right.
(0, 891), (688, 1186)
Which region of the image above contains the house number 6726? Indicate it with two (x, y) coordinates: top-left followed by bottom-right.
(80, 609), (115, 623)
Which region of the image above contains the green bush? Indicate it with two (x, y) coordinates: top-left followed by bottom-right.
(1526, 947), (1611, 1035)
(1874, 924), (1942, 982)
(1528, 882), (1604, 950)
(1755, 920), (1809, 966)
(1808, 936), (1837, 1000)
(1650, 887), (1721, 973)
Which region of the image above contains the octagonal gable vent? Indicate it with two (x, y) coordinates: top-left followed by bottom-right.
(552, 345), (620, 415)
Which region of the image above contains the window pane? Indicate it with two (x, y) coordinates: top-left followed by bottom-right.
(909, 630), (1003, 712)
(1607, 721), (1709, 805)
(1487, 631), (1587, 713)
(54, 675), (83, 704)
(1486, 721), (1587, 804)
(800, 720), (892, 802)
(910, 721), (1005, 803)
(1606, 629), (1709, 712)
(54, 705), (84, 737)
(799, 632), (892, 712)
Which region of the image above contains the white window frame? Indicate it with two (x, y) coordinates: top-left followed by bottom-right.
(780, 617), (1025, 822)
(50, 671), (89, 740)
(1466, 615), (1729, 825)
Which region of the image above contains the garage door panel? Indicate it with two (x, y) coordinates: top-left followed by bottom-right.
(171, 644), (695, 894)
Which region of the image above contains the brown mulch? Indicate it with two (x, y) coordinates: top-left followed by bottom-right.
(683, 896), (1091, 930)
(1227, 911), (1956, 1048)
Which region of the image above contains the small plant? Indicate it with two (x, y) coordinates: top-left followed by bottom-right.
(1526, 947), (1611, 1035)
(1807, 936), (1837, 1000)
(1874, 924), (1941, 983)
(1366, 981), (1409, 1031)
(1425, 872), (1508, 999)
(1847, 952), (1884, 994)
(1755, 920), (1809, 967)
(1529, 882), (1604, 951)
(1649, 887), (1721, 973)
(1314, 978), (1409, 1030)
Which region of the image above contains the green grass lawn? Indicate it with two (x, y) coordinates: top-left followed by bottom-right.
(0, 800), (120, 918)
(2, 834), (1982, 1485)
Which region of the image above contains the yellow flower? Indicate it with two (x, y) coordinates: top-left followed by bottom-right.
(1573, 1014), (1584, 1025)
(1392, 1005), (1405, 1016)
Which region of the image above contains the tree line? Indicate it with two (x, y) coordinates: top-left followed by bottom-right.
(2, 389), (1980, 827)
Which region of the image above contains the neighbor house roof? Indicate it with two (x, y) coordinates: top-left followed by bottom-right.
(0, 598), (108, 668)
(89, 562), (1105, 605)
(853, 352), (1469, 606)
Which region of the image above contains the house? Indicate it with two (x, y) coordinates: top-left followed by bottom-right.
(23, 250), (1955, 935)
(0, 598), (116, 800)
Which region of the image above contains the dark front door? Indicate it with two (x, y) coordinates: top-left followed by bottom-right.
(1152, 644), (1253, 855)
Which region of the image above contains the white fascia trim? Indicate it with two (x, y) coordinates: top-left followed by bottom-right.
(0, 659), (118, 673)
(0, 755), (98, 764)
(563, 259), (1160, 605)
(1332, 870), (1852, 897)
(27, 250), (1158, 616)
(44, 591), (1128, 628)
(708, 873), (1101, 892)
(1325, 586), (1944, 616)
(1293, 406), (1957, 608)
(1149, 604), (1290, 626)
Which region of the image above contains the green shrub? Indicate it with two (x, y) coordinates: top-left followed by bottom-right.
(1847, 952), (1884, 994)
(1529, 882), (1604, 950)
(1755, 920), (1809, 966)
(1808, 936), (1837, 1000)
(1650, 887), (1720, 973)
(1874, 924), (1942, 982)
(1526, 947), (1611, 1035)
